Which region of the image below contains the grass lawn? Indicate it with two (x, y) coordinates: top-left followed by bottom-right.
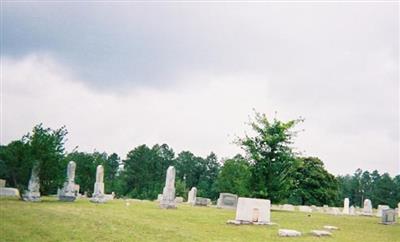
(1, 197), (399, 242)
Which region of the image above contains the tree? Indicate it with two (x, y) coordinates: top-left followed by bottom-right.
(197, 152), (220, 199)
(289, 157), (338, 206)
(238, 112), (302, 202)
(215, 154), (251, 197)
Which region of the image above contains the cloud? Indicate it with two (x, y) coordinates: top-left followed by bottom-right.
(2, 54), (398, 176)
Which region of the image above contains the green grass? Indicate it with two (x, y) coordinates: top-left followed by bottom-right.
(1, 197), (399, 242)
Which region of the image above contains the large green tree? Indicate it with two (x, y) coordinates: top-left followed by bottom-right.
(238, 112), (302, 202)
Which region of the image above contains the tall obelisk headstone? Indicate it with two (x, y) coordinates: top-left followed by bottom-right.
(23, 165), (41, 202)
(59, 161), (77, 201)
(343, 198), (350, 214)
(160, 166), (176, 209)
(90, 165), (106, 203)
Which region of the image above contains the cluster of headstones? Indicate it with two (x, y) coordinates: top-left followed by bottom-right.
(3, 161), (114, 203)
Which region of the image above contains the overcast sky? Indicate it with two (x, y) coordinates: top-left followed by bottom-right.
(1, 1), (399, 176)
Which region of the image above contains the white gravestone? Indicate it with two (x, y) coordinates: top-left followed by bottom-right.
(187, 187), (197, 204)
(349, 205), (356, 215)
(227, 197), (272, 225)
(0, 187), (20, 197)
(298, 206), (312, 213)
(381, 209), (397, 225)
(90, 165), (106, 203)
(58, 161), (77, 202)
(23, 165), (41, 202)
(343, 198), (350, 214)
(0, 179), (5, 187)
(282, 204), (295, 211)
(278, 229), (301, 237)
(376, 205), (390, 217)
(160, 166), (176, 209)
(362, 199), (373, 215)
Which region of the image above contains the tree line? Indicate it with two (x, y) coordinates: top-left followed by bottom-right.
(1, 112), (398, 208)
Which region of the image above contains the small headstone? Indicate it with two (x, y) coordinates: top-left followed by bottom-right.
(362, 199), (373, 215)
(228, 197), (272, 225)
(323, 205), (329, 213)
(328, 207), (340, 215)
(278, 229), (301, 237)
(343, 198), (350, 214)
(217, 193), (238, 209)
(175, 196), (184, 203)
(298, 205), (312, 213)
(282, 204), (295, 211)
(22, 165), (41, 202)
(311, 230), (332, 237)
(376, 205), (390, 217)
(349, 205), (356, 215)
(0, 187), (20, 197)
(0, 179), (5, 187)
(58, 161), (77, 202)
(160, 166), (176, 209)
(381, 209), (397, 225)
(157, 194), (163, 201)
(194, 197), (209, 206)
(323, 225), (339, 230)
(90, 165), (106, 203)
(187, 187), (197, 204)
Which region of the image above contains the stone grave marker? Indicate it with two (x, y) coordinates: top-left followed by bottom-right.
(160, 166), (176, 209)
(217, 193), (238, 209)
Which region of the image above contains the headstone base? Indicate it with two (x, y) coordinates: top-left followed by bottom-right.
(22, 192), (40, 202)
(226, 220), (276, 226)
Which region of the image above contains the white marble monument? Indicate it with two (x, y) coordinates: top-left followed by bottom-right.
(187, 187), (197, 205)
(90, 165), (106, 203)
(160, 166), (176, 209)
(362, 199), (373, 215)
(58, 161), (77, 202)
(227, 197), (272, 225)
(342, 198), (350, 214)
(22, 165), (41, 202)
(376, 205), (390, 217)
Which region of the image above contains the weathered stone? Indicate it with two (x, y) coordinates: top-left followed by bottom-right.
(323, 225), (339, 230)
(343, 198), (350, 214)
(160, 166), (176, 209)
(22, 165), (41, 202)
(175, 196), (184, 203)
(217, 193), (238, 209)
(349, 205), (356, 215)
(362, 199), (373, 215)
(278, 229), (301, 237)
(282, 204), (295, 211)
(398, 202), (400, 217)
(376, 205), (390, 217)
(311, 230), (332, 237)
(322, 205), (329, 213)
(0, 187), (20, 198)
(90, 165), (106, 203)
(58, 161), (77, 202)
(381, 209), (397, 225)
(228, 197), (271, 225)
(0, 179), (5, 187)
(194, 197), (209, 206)
(157, 194), (163, 201)
(187, 187), (197, 204)
(298, 205), (312, 213)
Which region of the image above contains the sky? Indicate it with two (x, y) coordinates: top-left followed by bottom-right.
(1, 1), (399, 176)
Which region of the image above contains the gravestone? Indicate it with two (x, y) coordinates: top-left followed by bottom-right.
(90, 165), (106, 203)
(328, 207), (340, 215)
(298, 205), (312, 213)
(0, 187), (20, 197)
(323, 205), (329, 213)
(311, 230), (332, 237)
(227, 197), (272, 225)
(282, 204), (295, 211)
(398, 202), (400, 217)
(175, 197), (184, 203)
(381, 209), (397, 225)
(278, 229), (301, 237)
(362, 199), (373, 215)
(187, 187), (197, 204)
(22, 165), (41, 202)
(217, 193), (238, 209)
(376, 205), (390, 217)
(157, 194), (163, 201)
(58, 161), (77, 202)
(343, 198), (350, 214)
(0, 179), (5, 187)
(349, 205), (356, 215)
(194, 197), (209, 206)
(160, 166), (176, 209)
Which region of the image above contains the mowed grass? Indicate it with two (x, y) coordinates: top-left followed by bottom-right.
(1, 197), (399, 242)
